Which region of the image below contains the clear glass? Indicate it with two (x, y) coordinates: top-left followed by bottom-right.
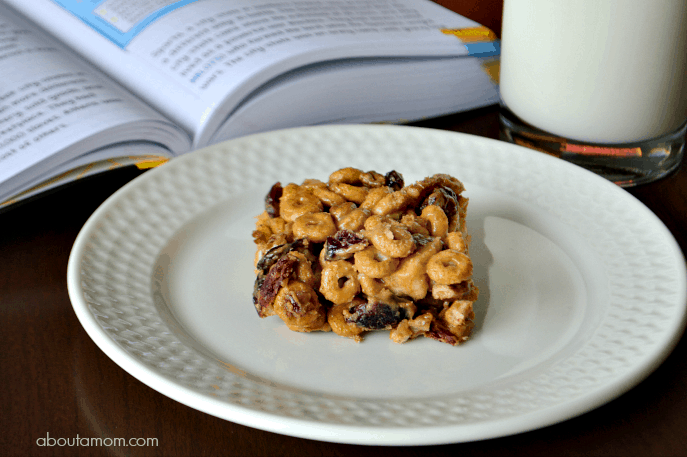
(500, 106), (686, 187)
(498, 0), (687, 187)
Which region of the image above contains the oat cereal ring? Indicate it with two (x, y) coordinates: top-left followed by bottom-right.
(400, 212), (430, 236)
(253, 233), (289, 269)
(357, 273), (394, 302)
(389, 312), (434, 343)
(328, 167), (383, 187)
(319, 260), (360, 304)
(267, 216), (289, 235)
(367, 222), (415, 258)
(280, 187), (323, 222)
(287, 251), (320, 289)
(337, 207), (371, 232)
(354, 246), (399, 278)
(446, 231), (467, 252)
(426, 250), (473, 285)
(359, 170), (385, 188)
(360, 186), (392, 210)
(371, 185), (421, 216)
(328, 167), (364, 184)
(328, 302), (364, 341)
(420, 205), (449, 239)
(363, 214), (384, 231)
(311, 185), (347, 207)
(274, 280), (328, 332)
(329, 201), (357, 226)
(440, 300), (475, 340)
(384, 236), (443, 300)
(329, 182), (369, 205)
(292, 212), (337, 243)
(300, 178), (326, 188)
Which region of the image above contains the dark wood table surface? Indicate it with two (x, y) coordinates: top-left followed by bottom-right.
(2, 2), (687, 456)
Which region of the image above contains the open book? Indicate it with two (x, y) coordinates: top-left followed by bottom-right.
(0, 0), (500, 209)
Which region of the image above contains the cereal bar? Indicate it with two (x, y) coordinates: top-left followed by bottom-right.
(252, 167), (478, 345)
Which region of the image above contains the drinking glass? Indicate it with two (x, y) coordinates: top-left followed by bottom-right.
(499, 0), (687, 186)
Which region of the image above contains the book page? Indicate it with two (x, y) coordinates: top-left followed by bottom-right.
(0, 3), (190, 198)
(212, 56), (500, 143)
(0, 145), (171, 208)
(7, 0), (492, 146)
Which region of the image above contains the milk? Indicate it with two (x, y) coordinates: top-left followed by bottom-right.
(500, 0), (687, 144)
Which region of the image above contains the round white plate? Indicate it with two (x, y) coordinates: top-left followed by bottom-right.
(68, 125), (686, 445)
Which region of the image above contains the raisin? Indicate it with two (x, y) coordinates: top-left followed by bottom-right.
(265, 182), (283, 218)
(323, 229), (369, 261)
(284, 293), (302, 317)
(346, 299), (409, 330)
(424, 320), (460, 346)
(419, 185), (458, 220)
(412, 232), (434, 247)
(256, 239), (306, 273)
(253, 255), (297, 317)
(385, 170), (404, 191)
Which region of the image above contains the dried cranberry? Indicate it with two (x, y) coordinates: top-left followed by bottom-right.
(419, 185), (458, 220)
(424, 320), (460, 346)
(324, 229), (369, 261)
(253, 255), (297, 317)
(346, 299), (409, 330)
(412, 233), (434, 247)
(265, 182), (283, 218)
(384, 170), (404, 191)
(256, 239), (306, 273)
(284, 293), (302, 317)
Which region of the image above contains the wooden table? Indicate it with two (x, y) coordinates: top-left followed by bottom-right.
(2, 2), (687, 456)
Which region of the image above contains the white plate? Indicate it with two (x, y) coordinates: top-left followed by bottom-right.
(68, 125), (687, 445)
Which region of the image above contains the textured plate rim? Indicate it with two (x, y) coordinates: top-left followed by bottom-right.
(67, 124), (687, 445)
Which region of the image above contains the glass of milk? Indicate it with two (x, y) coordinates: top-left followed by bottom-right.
(499, 0), (687, 186)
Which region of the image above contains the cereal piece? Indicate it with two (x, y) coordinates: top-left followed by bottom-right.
(389, 312), (433, 343)
(400, 212), (430, 236)
(360, 186), (392, 210)
(251, 169), (478, 345)
(442, 300), (475, 334)
(328, 167), (364, 185)
(274, 280), (328, 332)
(337, 207), (371, 232)
(329, 167), (385, 188)
(445, 231), (467, 252)
(357, 273), (394, 302)
(289, 250), (320, 289)
(280, 184), (323, 222)
(319, 260), (360, 305)
(329, 201), (357, 227)
(425, 300), (475, 345)
(365, 216), (416, 258)
(420, 205), (449, 239)
(311, 185), (347, 207)
(292, 212), (337, 243)
(353, 246), (399, 278)
(383, 236), (443, 300)
(329, 182), (369, 205)
(328, 302), (365, 341)
(426, 250), (473, 285)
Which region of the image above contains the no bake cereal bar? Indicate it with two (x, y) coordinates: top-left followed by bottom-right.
(252, 167), (478, 345)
